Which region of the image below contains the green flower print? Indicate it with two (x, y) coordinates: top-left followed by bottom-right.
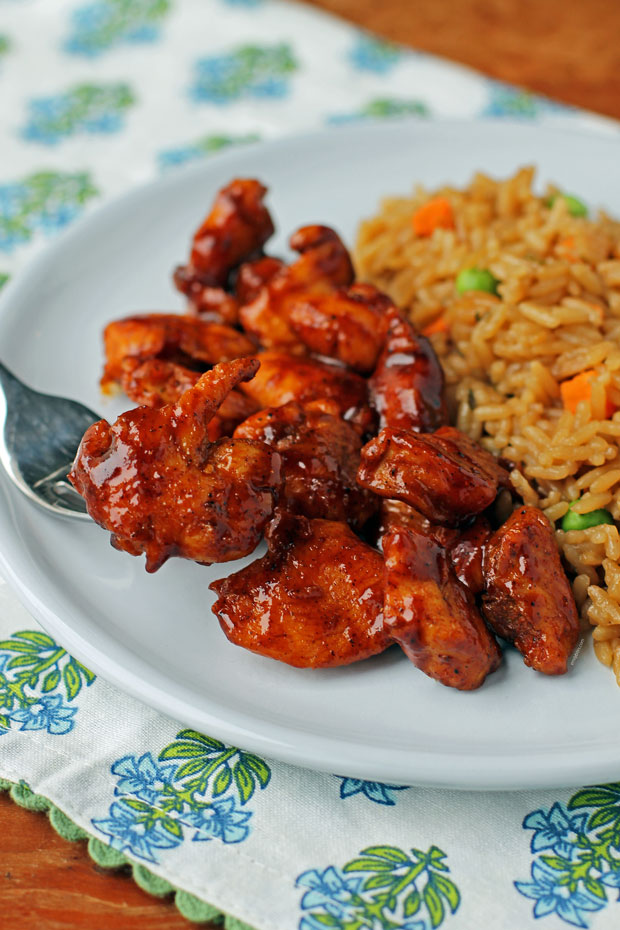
(190, 43), (297, 104)
(158, 132), (260, 170)
(22, 83), (136, 145)
(297, 844), (461, 929)
(65, 0), (171, 57)
(349, 35), (403, 74)
(92, 730), (272, 863)
(0, 170), (99, 252)
(328, 97), (430, 125)
(516, 784), (620, 926)
(483, 82), (568, 119)
(0, 630), (96, 735)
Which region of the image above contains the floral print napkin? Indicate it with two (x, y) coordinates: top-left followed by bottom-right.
(1, 2), (620, 929)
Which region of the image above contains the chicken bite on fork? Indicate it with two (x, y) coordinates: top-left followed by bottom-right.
(70, 358), (281, 572)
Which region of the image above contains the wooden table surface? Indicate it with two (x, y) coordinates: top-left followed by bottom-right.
(2, 1), (620, 928)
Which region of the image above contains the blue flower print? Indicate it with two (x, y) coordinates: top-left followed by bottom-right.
(189, 44), (297, 105)
(482, 81), (569, 119)
(21, 83), (135, 146)
(93, 731), (271, 863)
(111, 753), (176, 804)
(601, 868), (620, 897)
(349, 34), (402, 74)
(157, 133), (259, 171)
(298, 845), (460, 929)
(0, 653), (9, 731)
(0, 630), (95, 733)
(297, 866), (362, 921)
(524, 803), (589, 859)
(328, 97), (429, 126)
(0, 171), (98, 253)
(515, 860), (604, 927)
(186, 796), (252, 844)
(64, 0), (171, 57)
(10, 694), (77, 735)
(337, 776), (409, 806)
(517, 784), (620, 925)
(94, 800), (181, 863)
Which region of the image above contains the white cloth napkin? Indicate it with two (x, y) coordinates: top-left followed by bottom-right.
(1, 2), (620, 929)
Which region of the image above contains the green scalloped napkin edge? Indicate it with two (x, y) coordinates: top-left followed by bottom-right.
(0, 776), (255, 928)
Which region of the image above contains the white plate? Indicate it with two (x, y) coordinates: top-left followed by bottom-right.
(1, 120), (619, 791)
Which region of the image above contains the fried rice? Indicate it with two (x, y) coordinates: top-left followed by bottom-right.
(354, 166), (620, 681)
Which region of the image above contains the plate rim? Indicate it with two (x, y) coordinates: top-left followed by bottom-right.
(1, 117), (620, 791)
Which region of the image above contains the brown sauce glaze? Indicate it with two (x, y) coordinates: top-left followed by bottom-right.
(71, 359), (280, 573)
(210, 515), (388, 668)
(369, 305), (447, 432)
(482, 506), (580, 674)
(383, 525), (502, 690)
(234, 401), (376, 528)
(358, 425), (509, 525)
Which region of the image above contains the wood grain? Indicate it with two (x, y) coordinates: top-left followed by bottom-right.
(0, 793), (212, 929)
(305, 0), (620, 119)
(2, 1), (619, 926)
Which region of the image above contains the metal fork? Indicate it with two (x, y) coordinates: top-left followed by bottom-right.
(0, 361), (99, 519)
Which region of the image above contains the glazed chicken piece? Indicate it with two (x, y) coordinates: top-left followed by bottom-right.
(379, 501), (490, 594)
(174, 284), (239, 324)
(101, 313), (257, 435)
(369, 305), (447, 432)
(234, 401), (376, 528)
(383, 525), (502, 690)
(481, 506), (580, 675)
(115, 357), (199, 407)
(238, 225), (355, 351)
(358, 425), (509, 525)
(450, 516), (492, 595)
(210, 515), (388, 668)
(206, 389), (260, 441)
(109, 357), (258, 440)
(101, 313), (256, 398)
(379, 499), (456, 542)
(287, 283), (390, 374)
(238, 349), (374, 435)
(236, 256), (285, 304)
(173, 179), (275, 315)
(70, 358), (281, 573)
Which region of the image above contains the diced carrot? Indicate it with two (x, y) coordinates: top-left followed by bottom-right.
(412, 197), (454, 237)
(560, 370), (616, 418)
(557, 236), (577, 262)
(422, 314), (449, 336)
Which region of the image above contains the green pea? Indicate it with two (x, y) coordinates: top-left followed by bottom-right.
(455, 267), (499, 296)
(561, 501), (614, 531)
(546, 193), (588, 217)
